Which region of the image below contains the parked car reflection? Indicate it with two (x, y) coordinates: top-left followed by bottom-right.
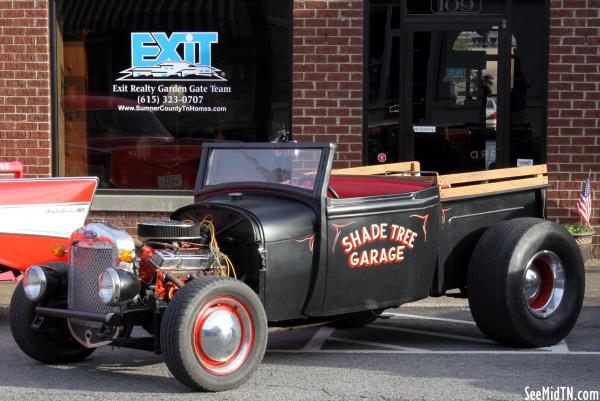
(62, 96), (204, 189)
(486, 98), (497, 128)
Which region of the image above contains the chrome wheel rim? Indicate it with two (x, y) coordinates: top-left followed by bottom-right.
(192, 296), (254, 375)
(522, 250), (566, 318)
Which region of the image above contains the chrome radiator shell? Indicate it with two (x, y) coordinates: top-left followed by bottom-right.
(67, 243), (120, 348)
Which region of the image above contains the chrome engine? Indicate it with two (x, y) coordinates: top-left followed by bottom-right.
(138, 220), (221, 276)
(149, 249), (215, 273)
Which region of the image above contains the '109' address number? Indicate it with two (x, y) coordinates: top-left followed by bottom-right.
(431, 0), (482, 13)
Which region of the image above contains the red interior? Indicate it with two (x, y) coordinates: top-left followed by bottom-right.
(328, 175), (433, 199)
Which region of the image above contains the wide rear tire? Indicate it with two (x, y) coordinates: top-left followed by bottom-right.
(467, 218), (584, 347)
(9, 282), (95, 364)
(160, 277), (267, 392)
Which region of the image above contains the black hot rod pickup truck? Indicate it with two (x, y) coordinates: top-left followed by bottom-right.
(10, 142), (584, 391)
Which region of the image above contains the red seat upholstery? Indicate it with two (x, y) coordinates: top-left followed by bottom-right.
(328, 175), (432, 199)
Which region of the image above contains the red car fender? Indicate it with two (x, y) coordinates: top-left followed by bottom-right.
(0, 177), (98, 272)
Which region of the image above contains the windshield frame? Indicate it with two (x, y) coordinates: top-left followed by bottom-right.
(195, 142), (335, 200)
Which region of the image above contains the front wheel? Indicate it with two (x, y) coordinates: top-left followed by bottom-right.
(9, 282), (95, 364)
(160, 277), (267, 392)
(467, 218), (585, 347)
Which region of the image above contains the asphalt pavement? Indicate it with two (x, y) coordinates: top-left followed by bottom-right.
(0, 263), (598, 401)
(0, 306), (598, 401)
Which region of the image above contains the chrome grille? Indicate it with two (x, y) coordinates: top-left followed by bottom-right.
(68, 244), (119, 346)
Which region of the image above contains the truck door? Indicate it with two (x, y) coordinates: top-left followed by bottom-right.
(323, 186), (440, 315)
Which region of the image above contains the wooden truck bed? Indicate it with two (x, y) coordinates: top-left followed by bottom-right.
(332, 162), (548, 200)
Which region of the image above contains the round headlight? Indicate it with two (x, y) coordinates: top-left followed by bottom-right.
(98, 268), (141, 306)
(23, 265), (47, 301)
(98, 268), (120, 305)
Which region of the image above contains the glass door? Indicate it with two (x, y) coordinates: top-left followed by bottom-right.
(405, 22), (509, 174)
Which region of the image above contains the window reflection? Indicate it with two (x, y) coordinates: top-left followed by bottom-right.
(367, 1), (401, 165)
(413, 30), (499, 173)
(366, 0), (547, 174)
(55, 0), (291, 190)
(510, 0), (547, 166)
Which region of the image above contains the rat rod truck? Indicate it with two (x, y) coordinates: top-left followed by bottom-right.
(10, 142), (584, 392)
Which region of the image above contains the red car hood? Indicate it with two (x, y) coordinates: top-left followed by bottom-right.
(0, 177), (98, 271)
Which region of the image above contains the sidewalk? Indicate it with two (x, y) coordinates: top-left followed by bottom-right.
(1, 261), (599, 308)
(0, 281), (15, 307)
(583, 259), (600, 307)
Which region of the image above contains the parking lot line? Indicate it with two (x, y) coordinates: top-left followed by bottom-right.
(545, 340), (570, 353)
(368, 324), (496, 344)
(328, 336), (427, 352)
(301, 326), (336, 351)
(382, 312), (477, 326)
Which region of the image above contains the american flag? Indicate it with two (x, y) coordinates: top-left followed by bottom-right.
(577, 177), (593, 228)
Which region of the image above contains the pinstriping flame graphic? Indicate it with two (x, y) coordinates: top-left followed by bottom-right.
(295, 234), (315, 253)
(410, 214), (429, 242)
(331, 221), (357, 252)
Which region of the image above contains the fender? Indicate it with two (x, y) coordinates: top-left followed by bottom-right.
(172, 190), (318, 321)
(0, 177), (98, 271)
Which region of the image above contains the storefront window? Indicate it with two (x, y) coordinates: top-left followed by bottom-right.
(412, 29), (501, 173)
(366, 0), (548, 173)
(53, 0), (291, 190)
(367, 1), (401, 165)
(509, 0), (547, 166)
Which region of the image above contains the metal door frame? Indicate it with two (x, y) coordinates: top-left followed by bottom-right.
(399, 15), (511, 167)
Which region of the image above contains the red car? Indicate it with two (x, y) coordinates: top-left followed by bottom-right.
(0, 177), (97, 276)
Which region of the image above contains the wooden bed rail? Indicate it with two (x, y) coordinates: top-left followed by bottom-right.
(437, 165), (548, 199)
(332, 161), (421, 176)
(331, 162), (548, 200)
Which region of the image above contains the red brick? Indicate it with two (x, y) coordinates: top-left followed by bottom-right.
(0, 1), (51, 176)
(548, 0), (600, 254)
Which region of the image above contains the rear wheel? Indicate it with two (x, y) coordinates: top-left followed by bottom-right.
(160, 277), (267, 392)
(467, 218), (584, 347)
(9, 282), (95, 364)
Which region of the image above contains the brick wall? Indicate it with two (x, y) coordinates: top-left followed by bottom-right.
(0, 0), (51, 177)
(292, 0), (364, 169)
(546, 0), (600, 257)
